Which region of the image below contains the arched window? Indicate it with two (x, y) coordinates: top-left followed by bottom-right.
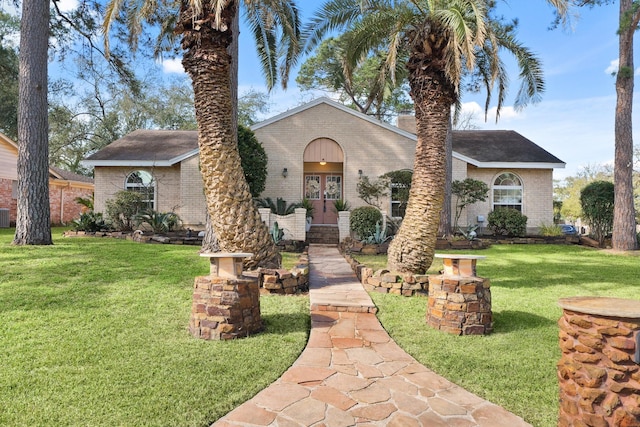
(125, 170), (155, 209)
(493, 172), (522, 212)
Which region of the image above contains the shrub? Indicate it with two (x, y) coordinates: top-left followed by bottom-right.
(135, 209), (181, 233)
(238, 125), (267, 197)
(539, 223), (563, 236)
(452, 178), (489, 230)
(580, 180), (614, 246)
(333, 199), (351, 213)
(71, 212), (109, 232)
(105, 190), (146, 231)
(254, 197), (301, 215)
(488, 209), (527, 237)
(350, 206), (382, 240)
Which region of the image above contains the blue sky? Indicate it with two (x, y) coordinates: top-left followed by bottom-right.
(47, 0), (636, 182)
(228, 2), (638, 182)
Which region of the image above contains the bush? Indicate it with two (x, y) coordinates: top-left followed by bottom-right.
(254, 197), (300, 215)
(135, 209), (181, 233)
(488, 209), (528, 237)
(105, 191), (146, 231)
(350, 206), (382, 240)
(71, 212), (109, 232)
(539, 223), (563, 236)
(580, 180), (614, 246)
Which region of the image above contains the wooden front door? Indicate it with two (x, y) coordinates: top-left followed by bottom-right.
(304, 173), (343, 224)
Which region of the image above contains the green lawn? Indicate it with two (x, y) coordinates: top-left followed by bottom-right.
(3, 229), (638, 427)
(360, 245), (640, 427)
(0, 228), (309, 427)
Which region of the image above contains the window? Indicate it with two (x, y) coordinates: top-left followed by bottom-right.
(493, 172), (522, 212)
(125, 170), (155, 209)
(305, 175), (321, 200)
(324, 175), (342, 200)
(390, 182), (408, 218)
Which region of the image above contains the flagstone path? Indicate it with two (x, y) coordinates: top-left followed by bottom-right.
(212, 244), (531, 427)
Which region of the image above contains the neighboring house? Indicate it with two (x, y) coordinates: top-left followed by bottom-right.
(0, 133), (95, 227)
(84, 97), (565, 234)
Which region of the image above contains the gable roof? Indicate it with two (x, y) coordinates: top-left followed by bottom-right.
(0, 132), (95, 185)
(452, 130), (565, 169)
(49, 166), (94, 184)
(83, 129), (199, 167)
(82, 98), (564, 169)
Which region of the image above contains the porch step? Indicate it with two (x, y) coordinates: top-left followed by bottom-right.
(307, 225), (339, 245)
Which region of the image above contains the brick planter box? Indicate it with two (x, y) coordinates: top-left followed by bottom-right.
(557, 296), (640, 427)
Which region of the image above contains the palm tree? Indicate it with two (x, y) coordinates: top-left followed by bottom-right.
(306, 0), (568, 273)
(104, 0), (301, 269)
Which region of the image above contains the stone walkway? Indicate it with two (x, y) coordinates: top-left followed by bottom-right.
(213, 245), (531, 427)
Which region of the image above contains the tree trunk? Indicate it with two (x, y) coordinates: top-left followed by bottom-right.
(438, 119), (453, 238)
(388, 65), (454, 273)
(202, 9), (240, 253)
(13, 0), (52, 245)
(612, 0), (638, 251)
(180, 1), (280, 269)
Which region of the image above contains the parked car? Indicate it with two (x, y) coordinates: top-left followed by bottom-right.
(560, 224), (579, 235)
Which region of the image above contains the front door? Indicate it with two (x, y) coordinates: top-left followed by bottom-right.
(304, 174), (343, 224)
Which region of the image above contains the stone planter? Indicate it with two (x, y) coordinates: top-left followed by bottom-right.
(557, 296), (640, 427)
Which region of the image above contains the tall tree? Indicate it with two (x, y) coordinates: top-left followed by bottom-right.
(574, 0), (639, 250)
(306, 0), (568, 273)
(13, 0), (52, 245)
(104, 0), (301, 269)
(611, 0), (639, 250)
(0, 11), (19, 141)
(297, 36), (412, 120)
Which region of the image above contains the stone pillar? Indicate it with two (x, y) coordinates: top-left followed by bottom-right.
(338, 211), (350, 242)
(557, 296), (640, 427)
(189, 253), (262, 340)
(426, 254), (492, 335)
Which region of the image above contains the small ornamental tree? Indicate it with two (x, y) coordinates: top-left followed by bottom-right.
(451, 178), (489, 231)
(580, 180), (614, 246)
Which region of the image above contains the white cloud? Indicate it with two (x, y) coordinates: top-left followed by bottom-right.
(605, 59), (618, 75)
(57, 0), (79, 12)
(160, 58), (185, 74)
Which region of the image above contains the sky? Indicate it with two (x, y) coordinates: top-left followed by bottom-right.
(224, 2), (637, 182)
(46, 0), (639, 182)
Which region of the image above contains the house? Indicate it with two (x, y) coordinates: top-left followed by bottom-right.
(0, 132), (95, 227)
(83, 97), (565, 235)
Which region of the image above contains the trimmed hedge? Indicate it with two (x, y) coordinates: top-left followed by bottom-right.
(350, 206), (382, 240)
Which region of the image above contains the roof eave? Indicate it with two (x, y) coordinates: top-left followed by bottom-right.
(81, 150), (198, 168)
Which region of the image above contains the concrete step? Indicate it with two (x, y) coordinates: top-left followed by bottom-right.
(307, 226), (339, 244)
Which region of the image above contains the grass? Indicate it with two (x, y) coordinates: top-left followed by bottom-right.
(360, 245), (640, 427)
(0, 228), (309, 427)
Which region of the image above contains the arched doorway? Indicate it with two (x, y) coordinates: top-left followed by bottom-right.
(303, 138), (344, 225)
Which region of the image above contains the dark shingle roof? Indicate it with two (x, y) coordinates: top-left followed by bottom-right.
(452, 130), (564, 165)
(49, 166), (94, 184)
(85, 129), (198, 163)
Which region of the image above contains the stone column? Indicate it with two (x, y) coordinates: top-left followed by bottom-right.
(426, 254), (492, 335)
(557, 296), (640, 427)
(189, 253), (262, 340)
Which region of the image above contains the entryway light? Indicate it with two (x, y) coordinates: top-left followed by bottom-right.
(358, 169), (363, 177)
(320, 158), (326, 166)
(282, 168), (288, 178)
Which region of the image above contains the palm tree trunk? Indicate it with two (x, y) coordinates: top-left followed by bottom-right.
(180, 1), (280, 269)
(388, 68), (454, 273)
(13, 0), (52, 246)
(612, 0), (638, 251)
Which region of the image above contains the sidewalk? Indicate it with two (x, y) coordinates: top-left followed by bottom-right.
(213, 244), (531, 427)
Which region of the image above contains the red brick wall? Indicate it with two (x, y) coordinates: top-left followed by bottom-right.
(0, 177), (17, 224)
(0, 178), (92, 225)
(49, 183), (93, 224)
